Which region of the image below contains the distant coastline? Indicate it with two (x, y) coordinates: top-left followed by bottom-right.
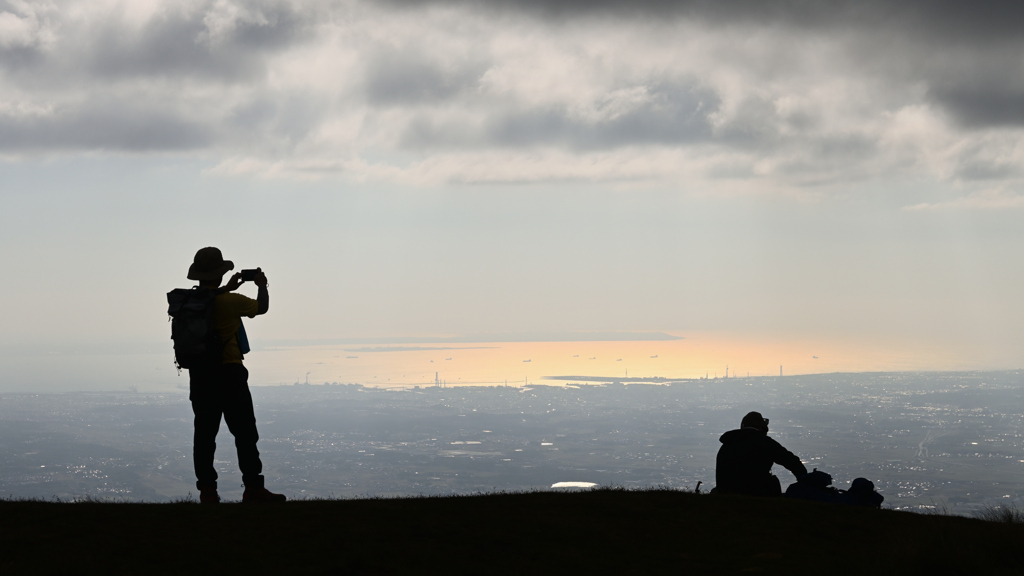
(344, 346), (500, 353)
(544, 375), (687, 383)
(259, 332), (684, 348)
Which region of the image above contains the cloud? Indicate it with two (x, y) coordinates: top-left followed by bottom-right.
(903, 189), (1024, 211)
(384, 0), (1024, 41)
(375, 1), (1024, 132)
(0, 1), (51, 49)
(365, 44), (487, 105)
(929, 85), (1024, 129)
(0, 0), (58, 70)
(400, 80), (718, 150)
(2, 0), (1024, 197)
(0, 0), (317, 80)
(0, 101), (212, 152)
(378, 0), (1024, 44)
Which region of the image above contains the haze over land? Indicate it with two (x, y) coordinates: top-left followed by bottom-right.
(4, 371), (1023, 516)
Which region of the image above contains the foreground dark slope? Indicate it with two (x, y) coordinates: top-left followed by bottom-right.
(2, 490), (1021, 575)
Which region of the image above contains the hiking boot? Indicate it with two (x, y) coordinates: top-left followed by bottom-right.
(199, 488), (221, 504)
(242, 487), (287, 503)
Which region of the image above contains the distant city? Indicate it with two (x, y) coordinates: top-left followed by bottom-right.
(2, 370), (1022, 515)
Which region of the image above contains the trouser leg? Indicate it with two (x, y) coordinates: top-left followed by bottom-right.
(221, 364), (264, 488)
(190, 368), (222, 490)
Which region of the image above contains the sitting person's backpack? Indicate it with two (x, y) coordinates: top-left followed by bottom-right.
(785, 468), (840, 503)
(836, 477), (884, 508)
(167, 287), (222, 371)
(787, 469), (884, 508)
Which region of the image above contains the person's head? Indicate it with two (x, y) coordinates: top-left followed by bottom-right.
(188, 247), (234, 287)
(741, 411), (769, 435)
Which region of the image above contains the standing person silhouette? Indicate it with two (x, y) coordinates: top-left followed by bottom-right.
(714, 411), (807, 497)
(187, 247), (286, 503)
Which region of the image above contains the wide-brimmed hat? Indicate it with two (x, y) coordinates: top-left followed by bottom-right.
(187, 247), (234, 281)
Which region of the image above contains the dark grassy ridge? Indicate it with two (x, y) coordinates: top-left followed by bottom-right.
(2, 489), (1021, 575)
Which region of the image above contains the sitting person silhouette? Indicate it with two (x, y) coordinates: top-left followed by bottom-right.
(714, 411), (807, 497)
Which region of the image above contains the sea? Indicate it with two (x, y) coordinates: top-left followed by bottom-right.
(242, 332), (995, 388)
(0, 332), (1009, 393)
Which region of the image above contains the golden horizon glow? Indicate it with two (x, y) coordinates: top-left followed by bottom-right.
(244, 332), (1006, 388)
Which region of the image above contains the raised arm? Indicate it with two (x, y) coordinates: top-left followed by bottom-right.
(769, 438), (807, 478)
(255, 268), (269, 315)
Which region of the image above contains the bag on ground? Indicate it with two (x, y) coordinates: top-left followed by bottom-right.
(785, 468), (884, 508)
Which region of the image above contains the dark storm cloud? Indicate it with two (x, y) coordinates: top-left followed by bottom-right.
(401, 81), (718, 150)
(382, 0), (1024, 43)
(378, 1), (1024, 131)
(929, 86), (1024, 129)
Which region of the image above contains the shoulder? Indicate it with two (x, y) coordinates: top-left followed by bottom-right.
(719, 429), (744, 444)
(763, 435), (787, 450)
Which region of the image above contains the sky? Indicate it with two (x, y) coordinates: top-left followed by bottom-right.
(2, 0), (1023, 389)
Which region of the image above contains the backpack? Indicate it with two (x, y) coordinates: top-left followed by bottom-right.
(785, 468), (840, 503)
(786, 469), (884, 508)
(838, 477), (884, 508)
(167, 287), (222, 371)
